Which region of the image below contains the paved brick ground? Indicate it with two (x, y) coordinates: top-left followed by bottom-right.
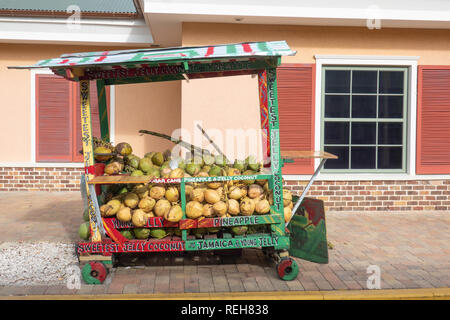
(0, 192), (449, 296)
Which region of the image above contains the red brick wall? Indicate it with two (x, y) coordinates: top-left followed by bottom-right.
(283, 180), (450, 211)
(0, 167), (82, 191)
(1, 167), (449, 211)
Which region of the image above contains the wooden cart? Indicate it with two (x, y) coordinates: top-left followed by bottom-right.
(10, 41), (336, 284)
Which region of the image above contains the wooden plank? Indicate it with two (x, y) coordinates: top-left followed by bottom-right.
(105, 217), (178, 229)
(88, 175), (153, 185)
(281, 150), (338, 159)
(180, 214), (283, 230)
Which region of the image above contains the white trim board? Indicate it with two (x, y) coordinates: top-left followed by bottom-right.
(30, 69), (115, 167)
(313, 55), (419, 179)
(0, 16), (153, 46)
(283, 174), (450, 181)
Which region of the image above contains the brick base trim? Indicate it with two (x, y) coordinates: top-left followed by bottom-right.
(1, 167), (449, 211)
(283, 179), (450, 211)
(0, 167), (82, 192)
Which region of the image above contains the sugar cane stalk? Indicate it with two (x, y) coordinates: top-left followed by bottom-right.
(138, 129), (210, 156)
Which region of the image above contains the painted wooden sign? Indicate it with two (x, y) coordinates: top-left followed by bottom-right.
(77, 240), (185, 253)
(179, 214), (283, 230)
(185, 235), (289, 251)
(105, 217), (179, 229)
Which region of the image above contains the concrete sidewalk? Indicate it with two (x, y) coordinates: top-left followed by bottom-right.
(0, 192), (449, 297)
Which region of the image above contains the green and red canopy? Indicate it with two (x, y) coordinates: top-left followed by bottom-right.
(9, 41), (296, 85)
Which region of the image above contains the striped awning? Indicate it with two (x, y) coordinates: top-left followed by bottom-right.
(9, 41), (296, 70)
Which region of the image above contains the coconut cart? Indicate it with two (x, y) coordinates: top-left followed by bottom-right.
(10, 41), (337, 284)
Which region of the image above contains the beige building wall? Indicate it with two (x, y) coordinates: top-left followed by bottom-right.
(181, 23), (450, 160)
(0, 43), (181, 163)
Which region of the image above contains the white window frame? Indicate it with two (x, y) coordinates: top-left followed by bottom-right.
(28, 68), (115, 168)
(284, 54), (450, 181)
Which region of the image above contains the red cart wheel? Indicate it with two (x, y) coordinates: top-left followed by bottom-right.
(276, 257), (299, 281)
(82, 262), (107, 284)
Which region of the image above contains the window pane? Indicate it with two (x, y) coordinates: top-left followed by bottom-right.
(351, 147), (376, 169)
(325, 70), (350, 93)
(324, 122), (349, 144)
(352, 95), (376, 118)
(325, 95), (350, 118)
(351, 122), (376, 144)
(352, 70), (377, 93)
(379, 71), (404, 94)
(378, 147), (402, 169)
(379, 96), (403, 118)
(378, 122), (403, 145)
(324, 146), (349, 169)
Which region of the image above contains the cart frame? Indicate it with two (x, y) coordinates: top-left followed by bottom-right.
(10, 41), (336, 282)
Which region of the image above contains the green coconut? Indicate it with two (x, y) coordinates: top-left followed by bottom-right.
(133, 228), (151, 239)
(115, 142), (133, 156)
(130, 170), (144, 177)
(208, 165), (222, 177)
(214, 155), (228, 167)
(120, 229), (134, 240)
(78, 222), (90, 240)
(138, 157), (153, 173)
(231, 226), (248, 236)
(152, 152), (165, 166)
(186, 163), (200, 176)
(242, 170), (256, 185)
(233, 159), (246, 172)
(245, 155), (260, 172)
(144, 152), (155, 159)
(150, 228), (167, 239)
(202, 154), (215, 166)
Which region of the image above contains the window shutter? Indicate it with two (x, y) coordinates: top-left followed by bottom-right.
(417, 66), (450, 174)
(74, 81), (110, 162)
(36, 74), (74, 162)
(277, 64), (315, 174)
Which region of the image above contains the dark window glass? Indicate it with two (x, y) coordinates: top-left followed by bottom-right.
(352, 95), (377, 118)
(325, 70), (350, 93)
(351, 122), (376, 144)
(324, 146), (349, 169)
(351, 147), (376, 169)
(325, 95), (350, 118)
(352, 70), (377, 93)
(379, 96), (403, 118)
(378, 122), (403, 145)
(379, 71), (404, 94)
(378, 147), (402, 169)
(324, 122), (349, 144)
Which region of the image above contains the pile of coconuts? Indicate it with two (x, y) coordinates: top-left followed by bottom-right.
(91, 140), (296, 240)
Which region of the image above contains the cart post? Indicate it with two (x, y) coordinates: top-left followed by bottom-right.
(266, 64), (286, 239)
(80, 79), (103, 242)
(96, 79), (110, 142)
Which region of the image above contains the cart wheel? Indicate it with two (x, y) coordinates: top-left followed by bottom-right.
(81, 262), (107, 284)
(276, 257), (299, 281)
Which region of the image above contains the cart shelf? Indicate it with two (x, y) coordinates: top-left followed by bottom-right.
(76, 233), (290, 254)
(87, 172), (273, 185)
(106, 214), (283, 230)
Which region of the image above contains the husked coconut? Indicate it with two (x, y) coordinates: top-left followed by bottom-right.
(202, 204), (215, 217)
(204, 189), (220, 204)
(255, 199), (271, 214)
(149, 186), (166, 200)
(165, 205), (183, 222)
(132, 209), (148, 227)
(165, 187), (179, 203)
(124, 193), (139, 208)
(227, 199), (240, 216)
(117, 206), (132, 222)
(248, 184), (264, 199)
(138, 197), (156, 213)
(240, 197), (255, 216)
(213, 201), (227, 217)
(186, 201), (203, 219)
(154, 199), (171, 217)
